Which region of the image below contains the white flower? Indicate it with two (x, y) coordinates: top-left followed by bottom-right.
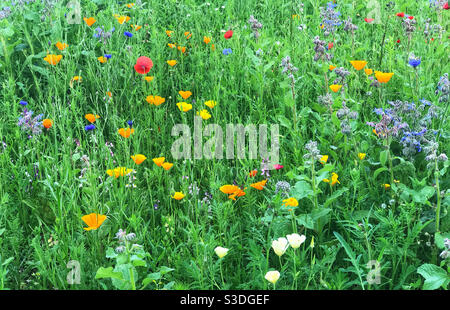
(286, 233), (306, 249)
(271, 237), (289, 256)
(265, 270), (280, 284)
(214, 246), (229, 258)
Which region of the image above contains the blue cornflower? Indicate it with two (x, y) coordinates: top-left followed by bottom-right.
(222, 48), (232, 55)
(124, 31), (133, 38)
(127, 120), (133, 127)
(408, 58), (421, 68)
(85, 124), (96, 131)
(104, 54), (112, 59)
(19, 100), (28, 106)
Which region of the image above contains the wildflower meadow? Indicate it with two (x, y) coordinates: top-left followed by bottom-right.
(0, 0), (449, 293)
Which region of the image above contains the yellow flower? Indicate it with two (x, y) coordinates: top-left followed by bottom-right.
(98, 56), (107, 63)
(250, 179), (268, 190)
(44, 54), (62, 65)
(292, 14), (300, 20)
(153, 157), (165, 167)
(349, 60), (368, 71)
(282, 197), (298, 207)
(329, 84), (342, 93)
(265, 271), (280, 284)
(167, 60), (177, 67)
(329, 65), (336, 71)
(358, 153), (366, 160)
(81, 213), (106, 231)
(203, 36), (211, 44)
(310, 236), (315, 248)
(131, 154), (147, 165)
(204, 100), (217, 109)
(144, 76), (154, 82)
(383, 183), (391, 189)
(179, 90), (192, 100)
(323, 172), (340, 186)
(319, 155), (328, 164)
(220, 185), (240, 194)
(126, 3), (135, 8)
(177, 102), (192, 112)
(115, 15), (130, 24)
(214, 246), (229, 258)
(106, 167), (134, 178)
(162, 162), (173, 171)
(55, 42), (68, 51)
(131, 24), (142, 31)
(364, 68), (373, 75)
(118, 128), (135, 138)
(146, 95), (165, 106)
(85, 114), (100, 123)
(197, 109), (211, 120)
(168, 43), (176, 48)
(172, 192), (185, 200)
(375, 71), (394, 83)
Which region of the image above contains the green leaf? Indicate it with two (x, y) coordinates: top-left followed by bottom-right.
(417, 264), (449, 290)
(434, 232), (450, 250)
(290, 180), (313, 201)
(323, 188), (348, 208)
(105, 248), (118, 259)
(379, 150), (388, 167)
(95, 267), (123, 280)
(159, 266), (175, 275)
(373, 167), (388, 180)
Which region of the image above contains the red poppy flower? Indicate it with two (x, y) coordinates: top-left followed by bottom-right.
(407, 15), (414, 20)
(397, 39), (401, 43)
(224, 30), (233, 39)
(134, 56), (153, 74)
(364, 18), (374, 23)
(444, 2), (449, 10)
(396, 12), (405, 17)
(327, 42), (333, 50)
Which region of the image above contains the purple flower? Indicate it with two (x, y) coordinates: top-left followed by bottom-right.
(85, 124), (96, 131)
(19, 100), (28, 106)
(408, 58), (421, 68)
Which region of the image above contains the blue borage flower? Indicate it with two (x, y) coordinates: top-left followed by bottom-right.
(124, 31), (133, 37)
(85, 124), (96, 131)
(222, 48), (232, 55)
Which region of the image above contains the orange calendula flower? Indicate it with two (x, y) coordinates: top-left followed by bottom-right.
(197, 110), (211, 120)
(44, 54), (62, 65)
(323, 172), (340, 186)
(166, 30), (173, 37)
(319, 155), (328, 164)
(177, 102), (192, 112)
(250, 179), (268, 190)
(118, 128), (135, 138)
(55, 42), (68, 51)
(131, 154), (147, 165)
(144, 76), (154, 82)
(179, 91), (192, 99)
(204, 100), (217, 109)
(329, 84), (342, 93)
(282, 197), (299, 207)
(83, 17), (96, 27)
(172, 192), (185, 200)
(82, 213), (107, 231)
(162, 162), (173, 171)
(98, 56), (107, 63)
(203, 36), (211, 44)
(167, 60), (177, 67)
(349, 60), (368, 71)
(358, 153), (366, 160)
(153, 157), (165, 167)
(364, 68), (373, 75)
(42, 119), (53, 129)
(106, 167), (134, 178)
(375, 71), (394, 83)
(85, 114), (100, 123)
(146, 95), (165, 106)
(184, 32), (192, 39)
(329, 65), (336, 71)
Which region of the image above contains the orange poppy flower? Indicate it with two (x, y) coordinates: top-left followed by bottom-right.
(55, 42), (68, 51)
(364, 68), (373, 75)
(131, 154), (147, 165)
(43, 119), (53, 129)
(115, 15), (130, 24)
(203, 36), (211, 44)
(85, 114), (100, 123)
(329, 65), (336, 71)
(144, 76), (154, 82)
(153, 157), (165, 167)
(130, 24), (142, 31)
(220, 185), (240, 194)
(249, 170), (258, 177)
(172, 192), (185, 200)
(168, 43), (176, 48)
(167, 60), (177, 67)
(250, 179), (267, 190)
(83, 17), (96, 27)
(146, 95), (165, 106)
(166, 30), (173, 37)
(82, 213), (106, 231)
(106, 167), (134, 178)
(177, 46), (186, 53)
(118, 128), (135, 138)
(349, 60), (368, 71)
(44, 54), (62, 65)
(375, 71), (394, 83)
(184, 32), (192, 39)
(329, 84), (342, 93)
(162, 162), (173, 170)
(179, 90), (192, 100)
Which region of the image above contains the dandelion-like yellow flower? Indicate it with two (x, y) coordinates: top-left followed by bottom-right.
(197, 109), (211, 120)
(323, 172), (340, 186)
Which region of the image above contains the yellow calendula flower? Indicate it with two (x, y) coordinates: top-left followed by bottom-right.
(364, 68), (373, 75)
(44, 54), (62, 65)
(329, 84), (342, 93)
(374, 71), (394, 83)
(162, 162), (173, 171)
(323, 172), (340, 186)
(179, 90), (192, 99)
(358, 153), (366, 160)
(319, 155), (328, 164)
(172, 192), (185, 200)
(282, 197), (298, 207)
(153, 157), (165, 167)
(177, 102), (192, 112)
(55, 42), (68, 51)
(197, 109), (211, 120)
(167, 60), (177, 67)
(349, 60), (368, 71)
(131, 154), (147, 165)
(204, 100), (217, 109)
(85, 114), (100, 123)
(98, 56), (107, 63)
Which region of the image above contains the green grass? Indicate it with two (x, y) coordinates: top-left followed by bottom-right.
(0, 0), (449, 290)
